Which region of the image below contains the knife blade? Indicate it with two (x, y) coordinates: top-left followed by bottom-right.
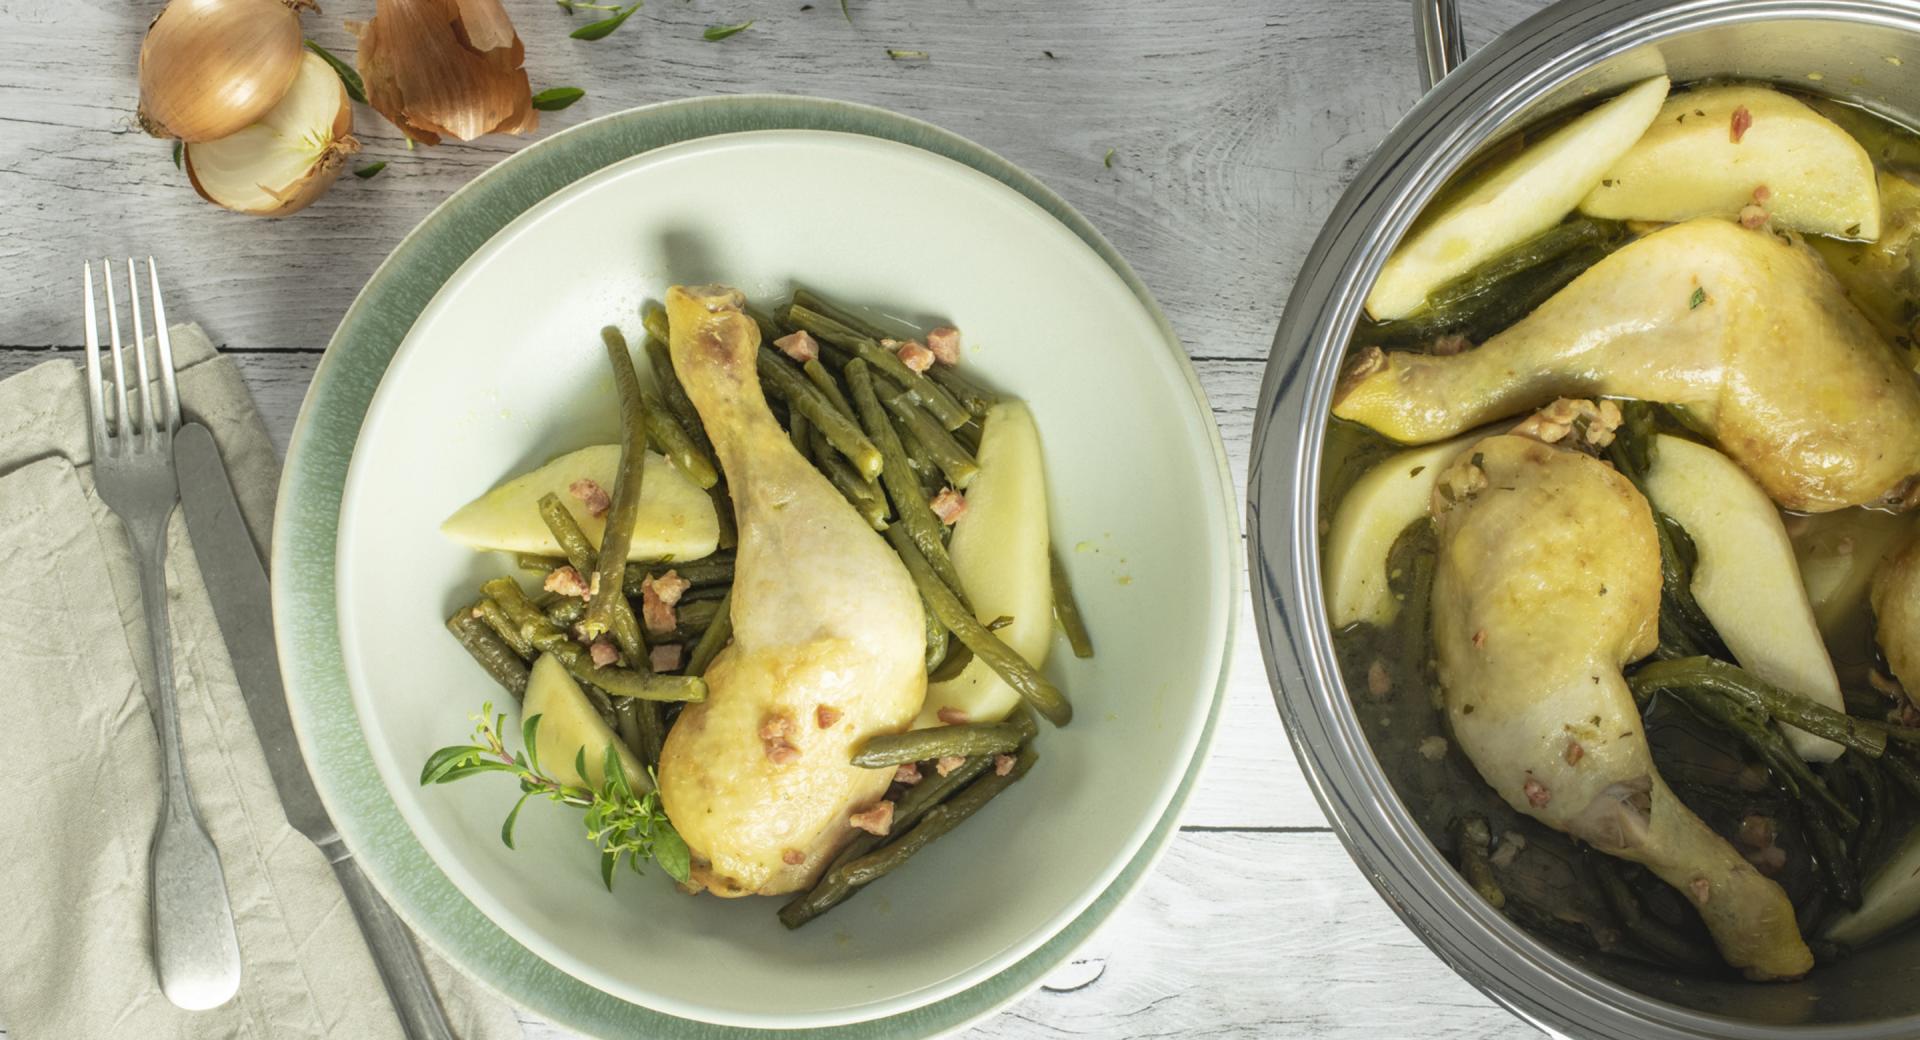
(173, 422), (453, 1040)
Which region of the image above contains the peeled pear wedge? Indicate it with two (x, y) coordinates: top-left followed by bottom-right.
(1827, 827), (1920, 947)
(1365, 75), (1669, 320)
(442, 444), (718, 562)
(1641, 435), (1844, 762)
(1323, 433), (1478, 628)
(1793, 507), (1911, 652)
(523, 653), (646, 792)
(914, 401), (1051, 728)
(1580, 84), (1881, 239)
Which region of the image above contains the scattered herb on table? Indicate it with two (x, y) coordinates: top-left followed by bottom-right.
(704, 20), (753, 40)
(570, 1), (642, 39)
(172, 141), (182, 169)
(353, 161), (387, 179)
(531, 87), (586, 111)
(304, 39), (369, 104)
(1104, 148), (1115, 168)
(887, 49), (929, 60)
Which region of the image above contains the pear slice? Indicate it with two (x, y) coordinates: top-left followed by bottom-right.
(1580, 84), (1880, 239)
(1641, 435), (1844, 762)
(1827, 827), (1920, 947)
(915, 401), (1051, 727)
(441, 444), (718, 562)
(1366, 75), (1669, 320)
(1323, 434), (1478, 628)
(1793, 507), (1911, 657)
(523, 653), (646, 791)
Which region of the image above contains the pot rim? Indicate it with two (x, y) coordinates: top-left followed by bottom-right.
(1249, 1), (1920, 1037)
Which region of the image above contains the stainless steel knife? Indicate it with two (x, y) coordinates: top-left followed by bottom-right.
(174, 422), (455, 1040)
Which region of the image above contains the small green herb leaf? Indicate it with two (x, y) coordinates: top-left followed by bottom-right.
(421, 744), (483, 785)
(653, 823), (692, 883)
(501, 791), (533, 849)
(704, 19), (752, 40)
(304, 39), (368, 105)
(1103, 148), (1114, 168)
(172, 141), (183, 169)
(1688, 287), (1707, 310)
(531, 87), (586, 111)
(522, 712), (543, 773)
(840, 0), (850, 21)
(571, 2), (641, 40)
(887, 49), (929, 60)
(600, 847), (620, 890)
(353, 161), (387, 179)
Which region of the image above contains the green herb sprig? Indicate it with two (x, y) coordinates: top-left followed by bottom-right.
(421, 703), (692, 888)
(568, 0), (642, 39)
(704, 20), (753, 40)
(305, 39), (369, 104)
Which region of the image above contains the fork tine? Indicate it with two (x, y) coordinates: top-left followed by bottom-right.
(127, 258), (156, 442)
(102, 258), (131, 444)
(147, 258), (181, 432)
(82, 262), (107, 454)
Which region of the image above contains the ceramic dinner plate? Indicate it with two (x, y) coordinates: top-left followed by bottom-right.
(276, 96), (1236, 1037)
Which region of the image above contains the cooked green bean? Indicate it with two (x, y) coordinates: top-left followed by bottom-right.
(582, 327), (650, 659)
(1883, 750), (1920, 802)
(758, 349), (883, 480)
(545, 596), (586, 629)
(473, 596), (534, 659)
(448, 609), (531, 697)
(1050, 548), (1094, 659)
(540, 484), (648, 666)
(789, 407), (813, 461)
(612, 697), (650, 767)
(853, 721), (1026, 768)
(483, 577), (705, 703)
(641, 305), (672, 349)
(787, 303), (971, 430)
(660, 597), (722, 642)
(644, 334), (715, 457)
(685, 587), (734, 677)
(887, 526), (1071, 726)
(1593, 859), (1712, 966)
(838, 745), (1037, 887)
(643, 388), (719, 489)
(884, 391), (979, 488)
(1803, 802), (1862, 909)
(1849, 750), (1889, 873)
(515, 552), (565, 575)
(625, 553), (735, 597)
(802, 358), (856, 417)
(890, 409), (947, 498)
(537, 493), (598, 573)
(1453, 815), (1505, 909)
(791, 286), (996, 418)
(848, 359), (969, 601)
(812, 432), (891, 530)
(1654, 681), (1855, 828)
(1631, 657), (1891, 758)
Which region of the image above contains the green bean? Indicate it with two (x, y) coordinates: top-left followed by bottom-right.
(660, 597), (722, 643)
(643, 388), (719, 489)
(1803, 802), (1863, 909)
(918, 589), (949, 673)
(927, 639), (973, 682)
(1631, 657), (1889, 758)
(709, 481), (738, 550)
(540, 488), (648, 666)
(838, 745), (1037, 887)
(1593, 858), (1712, 966)
(626, 553), (734, 597)
(758, 350), (883, 480)
(537, 493), (598, 573)
(802, 358), (856, 418)
(612, 698), (650, 768)
(853, 721), (1025, 768)
(890, 409), (947, 498)
(812, 432), (892, 530)
(884, 391), (979, 488)
(789, 407), (813, 461)
(482, 577), (705, 703)
(887, 526), (1070, 726)
(1850, 750), (1889, 873)
(1050, 548), (1094, 659)
(641, 305), (672, 349)
(447, 609), (531, 698)
(1451, 815), (1504, 908)
(848, 359), (969, 601)
(685, 587), (734, 677)
(635, 699), (667, 764)
(790, 287), (996, 418)
(644, 334), (715, 458)
(545, 596), (586, 629)
(787, 303), (971, 430)
(1655, 682), (1855, 828)
(515, 552), (565, 575)
(582, 327), (650, 659)
(472, 597), (534, 659)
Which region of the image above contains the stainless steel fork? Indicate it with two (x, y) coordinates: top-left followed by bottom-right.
(84, 258), (243, 1011)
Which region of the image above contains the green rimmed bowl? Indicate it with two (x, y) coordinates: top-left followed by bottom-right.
(274, 95), (1237, 1036)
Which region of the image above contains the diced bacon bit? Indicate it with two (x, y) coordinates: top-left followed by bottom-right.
(650, 643), (683, 672)
(816, 704), (842, 728)
(850, 801), (895, 835)
(1523, 776), (1551, 808)
(1739, 203), (1769, 229)
(589, 639), (621, 668)
(890, 338), (936, 374)
(934, 755), (966, 777)
(640, 571), (690, 635)
(544, 565), (591, 599)
(1472, 629), (1489, 649)
(469, 605), (485, 619)
(930, 487), (967, 525)
(937, 706), (970, 726)
(759, 712), (802, 764)
(1564, 741), (1584, 766)
(569, 478), (611, 518)
(774, 330), (820, 363)
(1753, 184), (1772, 203)
(782, 848), (806, 866)
(1738, 814), (1776, 849)
(1431, 333), (1472, 357)
(894, 762), (923, 785)
(1730, 105), (1753, 143)
(1689, 876), (1713, 905)
(1366, 659), (1393, 698)
(925, 326), (962, 366)
(994, 753), (1017, 776)
(1745, 845), (1788, 875)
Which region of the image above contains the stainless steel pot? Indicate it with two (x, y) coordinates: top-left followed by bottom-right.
(1248, 0), (1920, 1036)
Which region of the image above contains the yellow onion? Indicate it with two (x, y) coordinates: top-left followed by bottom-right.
(185, 51), (359, 216)
(139, 0), (313, 142)
(351, 0), (537, 145)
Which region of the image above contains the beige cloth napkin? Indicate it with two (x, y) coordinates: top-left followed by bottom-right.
(0, 326), (523, 1040)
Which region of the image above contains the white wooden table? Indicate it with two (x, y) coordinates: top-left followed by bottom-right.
(0, 0), (1550, 1034)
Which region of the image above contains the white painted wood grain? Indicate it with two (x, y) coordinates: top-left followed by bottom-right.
(0, 0), (1561, 1034)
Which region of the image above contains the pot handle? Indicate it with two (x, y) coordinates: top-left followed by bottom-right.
(1413, 0), (1466, 91)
